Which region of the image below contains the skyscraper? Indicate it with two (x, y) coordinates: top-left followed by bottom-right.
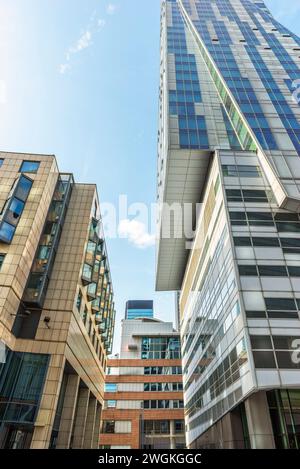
(156, 0), (300, 449)
(125, 300), (154, 320)
(0, 152), (115, 449)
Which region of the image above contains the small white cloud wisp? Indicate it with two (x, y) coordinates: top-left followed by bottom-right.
(118, 219), (155, 249)
(59, 14), (106, 74)
(106, 3), (118, 15)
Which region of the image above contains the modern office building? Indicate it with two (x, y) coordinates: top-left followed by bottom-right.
(99, 317), (186, 449)
(125, 300), (154, 320)
(0, 151), (115, 449)
(156, 0), (300, 449)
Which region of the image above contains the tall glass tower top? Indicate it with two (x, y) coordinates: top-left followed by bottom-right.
(156, 0), (300, 291)
(156, 0), (300, 449)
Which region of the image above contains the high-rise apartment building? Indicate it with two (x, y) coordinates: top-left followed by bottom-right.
(0, 152), (115, 449)
(99, 317), (186, 449)
(125, 300), (154, 320)
(156, 0), (300, 449)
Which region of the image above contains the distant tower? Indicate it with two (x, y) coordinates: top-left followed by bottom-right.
(125, 300), (154, 320)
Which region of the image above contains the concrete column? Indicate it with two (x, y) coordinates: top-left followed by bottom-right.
(56, 374), (80, 449)
(92, 402), (102, 449)
(244, 391), (276, 449)
(72, 388), (90, 449)
(83, 394), (97, 449)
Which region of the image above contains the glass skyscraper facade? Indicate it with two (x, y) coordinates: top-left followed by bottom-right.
(156, 0), (300, 449)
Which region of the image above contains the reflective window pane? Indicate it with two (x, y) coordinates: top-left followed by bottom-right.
(20, 161), (40, 173)
(0, 222), (16, 243)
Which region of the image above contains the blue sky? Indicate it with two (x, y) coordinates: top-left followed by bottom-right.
(0, 0), (299, 354)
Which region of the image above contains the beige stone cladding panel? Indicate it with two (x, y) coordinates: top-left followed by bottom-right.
(43, 184), (97, 313)
(65, 314), (105, 403)
(0, 287), (18, 349)
(0, 153), (58, 342)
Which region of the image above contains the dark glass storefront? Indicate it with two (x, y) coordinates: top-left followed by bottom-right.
(0, 349), (49, 448)
(267, 389), (300, 449)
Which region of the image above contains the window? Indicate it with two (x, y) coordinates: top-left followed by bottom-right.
(0, 159), (3, 168)
(144, 366), (163, 375)
(103, 421), (115, 434)
(239, 265), (258, 276)
(0, 350), (49, 425)
(6, 198), (25, 225)
(258, 266), (287, 277)
(281, 238), (300, 253)
(173, 400), (184, 409)
(172, 366), (182, 375)
(234, 237), (252, 246)
(288, 266), (300, 277)
(246, 311), (267, 319)
(20, 161), (40, 173)
(251, 336), (273, 349)
(82, 263), (92, 282)
(15, 176), (33, 200)
(229, 212), (247, 226)
(226, 189), (242, 201)
(253, 351), (277, 368)
(144, 421), (170, 435)
(0, 222), (15, 243)
(253, 237), (280, 247)
(265, 298), (297, 311)
(276, 352), (299, 369)
(141, 337), (181, 360)
(105, 383), (117, 393)
(263, 297), (299, 319)
(226, 189), (269, 203)
(222, 164), (261, 178)
(247, 212), (274, 226)
(273, 336), (300, 350)
(107, 400), (116, 408)
(0, 254), (5, 271)
(275, 213), (300, 233)
(76, 290), (82, 311)
(172, 382), (183, 391)
(144, 400), (172, 409)
(81, 306), (88, 325)
(276, 222), (300, 233)
(174, 420), (185, 434)
(0, 175), (33, 244)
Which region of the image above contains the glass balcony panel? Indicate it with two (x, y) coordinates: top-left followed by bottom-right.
(85, 241), (97, 265)
(25, 273), (44, 300)
(48, 201), (63, 222)
(32, 259), (48, 273)
(87, 282), (97, 300)
(82, 264), (92, 284)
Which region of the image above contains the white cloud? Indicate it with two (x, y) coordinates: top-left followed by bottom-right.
(118, 219), (155, 249)
(98, 18), (106, 29)
(70, 30), (92, 53)
(59, 14), (106, 74)
(106, 3), (118, 15)
(59, 63), (71, 75)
